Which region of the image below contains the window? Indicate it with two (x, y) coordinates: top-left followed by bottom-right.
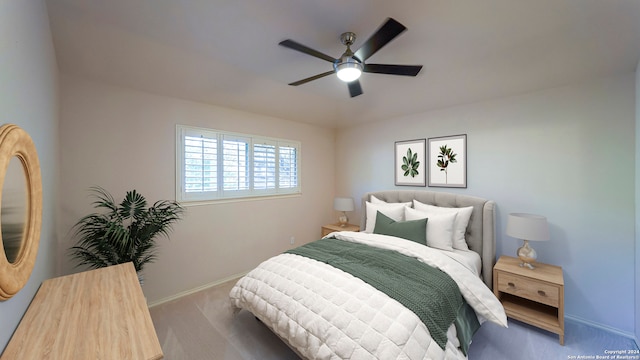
(176, 125), (301, 202)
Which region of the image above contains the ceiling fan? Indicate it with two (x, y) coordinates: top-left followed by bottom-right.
(279, 18), (423, 98)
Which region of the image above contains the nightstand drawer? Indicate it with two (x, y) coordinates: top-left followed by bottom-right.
(497, 272), (559, 307)
(321, 223), (360, 237)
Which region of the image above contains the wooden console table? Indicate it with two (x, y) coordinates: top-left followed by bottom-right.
(1, 262), (163, 359)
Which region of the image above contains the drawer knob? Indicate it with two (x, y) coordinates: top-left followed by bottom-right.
(508, 282), (515, 288)
(538, 290), (546, 296)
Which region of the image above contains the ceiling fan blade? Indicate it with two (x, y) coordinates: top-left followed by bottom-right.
(347, 80), (363, 97)
(279, 39), (337, 63)
(354, 18), (407, 62)
(288, 70), (335, 86)
(364, 64), (422, 76)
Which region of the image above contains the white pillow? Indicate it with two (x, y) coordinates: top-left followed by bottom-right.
(364, 201), (408, 233)
(413, 200), (473, 251)
(405, 207), (457, 251)
(370, 195), (412, 207)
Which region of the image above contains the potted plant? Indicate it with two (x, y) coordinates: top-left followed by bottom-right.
(69, 186), (184, 284)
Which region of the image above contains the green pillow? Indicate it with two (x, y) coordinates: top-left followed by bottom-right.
(373, 211), (427, 245)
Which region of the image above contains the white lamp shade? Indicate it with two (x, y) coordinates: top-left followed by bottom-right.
(506, 213), (550, 241)
(333, 197), (355, 212)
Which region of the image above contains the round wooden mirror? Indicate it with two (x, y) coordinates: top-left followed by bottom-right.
(0, 124), (42, 300)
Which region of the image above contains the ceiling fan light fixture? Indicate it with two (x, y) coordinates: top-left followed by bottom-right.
(279, 18), (422, 97)
(335, 58), (363, 82)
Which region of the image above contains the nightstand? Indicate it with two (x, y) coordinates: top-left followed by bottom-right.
(321, 223), (360, 237)
(493, 256), (565, 345)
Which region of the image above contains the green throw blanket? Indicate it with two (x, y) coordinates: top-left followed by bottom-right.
(287, 237), (479, 354)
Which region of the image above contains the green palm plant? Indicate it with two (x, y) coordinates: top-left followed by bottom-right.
(69, 187), (184, 276)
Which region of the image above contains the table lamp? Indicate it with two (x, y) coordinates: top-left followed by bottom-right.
(333, 197), (354, 227)
(506, 213), (550, 269)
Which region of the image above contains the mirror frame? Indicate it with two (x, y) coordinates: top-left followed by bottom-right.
(0, 124), (42, 300)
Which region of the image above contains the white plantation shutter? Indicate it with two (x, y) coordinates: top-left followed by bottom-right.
(179, 128), (219, 201)
(279, 144), (298, 190)
(253, 141), (276, 190)
(222, 135), (249, 192)
(184, 135), (217, 192)
(177, 125), (301, 202)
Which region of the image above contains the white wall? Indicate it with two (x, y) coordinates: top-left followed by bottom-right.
(58, 75), (336, 303)
(337, 73), (636, 335)
(0, 0), (59, 352)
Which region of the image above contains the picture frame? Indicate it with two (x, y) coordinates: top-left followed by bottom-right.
(428, 134), (467, 188)
(394, 139), (426, 186)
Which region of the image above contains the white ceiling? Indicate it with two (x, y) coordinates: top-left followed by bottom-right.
(45, 0), (640, 129)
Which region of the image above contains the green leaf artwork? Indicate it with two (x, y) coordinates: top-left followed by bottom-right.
(401, 148), (420, 178)
(437, 145), (457, 183)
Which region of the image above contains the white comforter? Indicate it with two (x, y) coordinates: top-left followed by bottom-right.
(229, 232), (507, 360)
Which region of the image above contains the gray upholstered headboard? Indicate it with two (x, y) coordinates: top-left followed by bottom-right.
(361, 190), (496, 289)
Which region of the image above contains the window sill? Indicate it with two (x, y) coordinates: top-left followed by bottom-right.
(179, 192), (302, 207)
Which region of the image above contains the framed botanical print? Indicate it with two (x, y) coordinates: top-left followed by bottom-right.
(394, 139), (426, 186)
(428, 134), (467, 188)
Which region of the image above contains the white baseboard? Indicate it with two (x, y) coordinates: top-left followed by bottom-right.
(147, 271), (248, 308)
(565, 314), (638, 343)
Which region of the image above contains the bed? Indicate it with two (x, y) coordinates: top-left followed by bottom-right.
(229, 190), (507, 359)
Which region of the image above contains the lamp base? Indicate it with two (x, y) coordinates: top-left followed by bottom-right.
(338, 212), (349, 227)
(517, 240), (538, 269)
